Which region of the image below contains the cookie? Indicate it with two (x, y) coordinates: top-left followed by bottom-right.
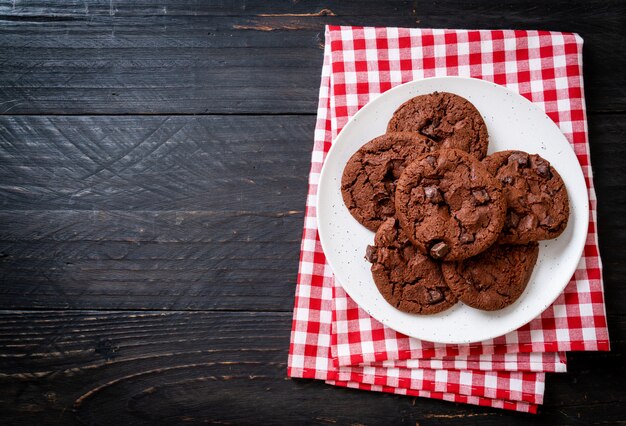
(367, 218), (457, 315)
(341, 132), (439, 231)
(394, 148), (506, 261)
(482, 150), (569, 244)
(386, 92), (489, 160)
(442, 243), (539, 311)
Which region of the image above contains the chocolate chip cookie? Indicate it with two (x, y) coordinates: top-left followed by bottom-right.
(394, 148), (506, 261)
(482, 150), (569, 244)
(341, 132), (439, 231)
(386, 92), (489, 159)
(442, 242), (539, 311)
(367, 218), (457, 315)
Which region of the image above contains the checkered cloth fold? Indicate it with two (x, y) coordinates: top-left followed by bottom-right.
(368, 352), (567, 373)
(288, 25), (609, 413)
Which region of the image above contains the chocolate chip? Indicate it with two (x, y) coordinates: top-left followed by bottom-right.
(536, 163), (552, 178)
(472, 189), (490, 204)
(501, 175), (514, 185)
(372, 193), (393, 215)
(380, 247), (394, 264)
(540, 215), (557, 229)
(430, 241), (450, 259)
(460, 232), (475, 244)
(424, 186), (443, 203)
(519, 214), (539, 232)
(365, 245), (377, 263)
(506, 211), (520, 228)
(427, 288), (444, 304)
(421, 123), (441, 141)
(423, 186), (436, 197)
(509, 152), (529, 167)
(372, 192), (389, 203)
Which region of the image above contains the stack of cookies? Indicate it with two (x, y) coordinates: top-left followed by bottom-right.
(341, 92), (570, 314)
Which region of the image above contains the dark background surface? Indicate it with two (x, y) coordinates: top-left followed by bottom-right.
(0, 1), (625, 424)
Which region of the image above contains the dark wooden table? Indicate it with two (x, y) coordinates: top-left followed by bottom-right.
(1, 1), (624, 424)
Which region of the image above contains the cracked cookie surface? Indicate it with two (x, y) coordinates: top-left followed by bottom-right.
(442, 243), (539, 311)
(341, 132), (438, 231)
(367, 218), (457, 315)
(386, 91), (489, 159)
(395, 148), (506, 261)
(482, 150), (569, 244)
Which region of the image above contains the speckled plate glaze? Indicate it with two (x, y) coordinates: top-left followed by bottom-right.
(317, 76), (588, 344)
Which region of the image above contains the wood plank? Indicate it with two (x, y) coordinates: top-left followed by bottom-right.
(0, 210), (304, 310)
(0, 241), (301, 311)
(0, 311), (623, 425)
(0, 0), (411, 17)
(0, 1), (624, 114)
(0, 211), (303, 242)
(0, 115), (313, 211)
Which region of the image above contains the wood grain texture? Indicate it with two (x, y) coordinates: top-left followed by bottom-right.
(0, 0), (409, 16)
(0, 115), (312, 311)
(0, 115), (313, 211)
(0, 1), (624, 114)
(0, 311), (623, 425)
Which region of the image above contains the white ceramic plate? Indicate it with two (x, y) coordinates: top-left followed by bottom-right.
(317, 76), (588, 344)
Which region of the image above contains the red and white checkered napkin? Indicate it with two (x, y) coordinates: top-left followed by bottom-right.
(288, 25), (610, 413)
